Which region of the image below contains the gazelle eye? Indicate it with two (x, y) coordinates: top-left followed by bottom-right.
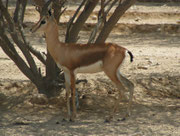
(41, 20), (46, 24)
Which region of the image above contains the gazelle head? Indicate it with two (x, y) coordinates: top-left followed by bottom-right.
(31, 0), (53, 33)
(31, 10), (52, 33)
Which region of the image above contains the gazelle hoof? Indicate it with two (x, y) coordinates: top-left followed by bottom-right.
(104, 119), (111, 123)
(61, 118), (67, 122)
(117, 117), (126, 122)
(104, 116), (113, 123)
(69, 117), (75, 122)
(125, 112), (131, 117)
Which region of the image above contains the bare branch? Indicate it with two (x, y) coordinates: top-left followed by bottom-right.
(0, 31), (17, 55)
(88, 18), (103, 43)
(88, 0), (117, 43)
(0, 37), (37, 83)
(59, 7), (67, 18)
(52, 0), (67, 23)
(0, 1), (39, 75)
(17, 24), (46, 65)
(0, 10), (17, 54)
(5, 0), (8, 9)
(66, 0), (87, 42)
(66, 0), (99, 43)
(88, 0), (105, 44)
(104, 0), (111, 7)
(104, 0), (118, 15)
(95, 0), (136, 43)
(0, 6), (46, 93)
(100, 0), (105, 22)
(13, 0), (20, 23)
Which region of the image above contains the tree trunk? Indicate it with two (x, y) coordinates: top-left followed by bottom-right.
(46, 51), (58, 81)
(95, 0), (136, 43)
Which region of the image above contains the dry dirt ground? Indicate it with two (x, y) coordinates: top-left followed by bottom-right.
(0, 2), (180, 136)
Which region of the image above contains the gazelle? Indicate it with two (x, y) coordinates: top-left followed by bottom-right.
(31, 10), (134, 122)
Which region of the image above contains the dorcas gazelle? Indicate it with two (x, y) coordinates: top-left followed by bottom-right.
(31, 6), (134, 122)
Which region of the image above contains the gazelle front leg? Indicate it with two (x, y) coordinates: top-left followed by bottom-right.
(70, 71), (77, 121)
(64, 71), (71, 121)
(64, 70), (77, 121)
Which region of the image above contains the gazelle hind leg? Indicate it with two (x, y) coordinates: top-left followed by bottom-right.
(103, 68), (126, 122)
(106, 83), (126, 122)
(116, 71), (134, 117)
(103, 54), (134, 121)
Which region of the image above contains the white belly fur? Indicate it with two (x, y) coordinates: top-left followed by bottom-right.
(57, 61), (103, 74)
(75, 60), (103, 74)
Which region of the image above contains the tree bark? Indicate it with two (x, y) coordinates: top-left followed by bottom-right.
(95, 0), (136, 43)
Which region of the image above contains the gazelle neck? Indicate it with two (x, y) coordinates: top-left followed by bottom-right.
(44, 18), (61, 50)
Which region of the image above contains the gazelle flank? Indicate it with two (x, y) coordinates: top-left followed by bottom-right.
(31, 10), (134, 122)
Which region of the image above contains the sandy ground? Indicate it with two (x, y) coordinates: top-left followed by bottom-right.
(0, 3), (180, 136)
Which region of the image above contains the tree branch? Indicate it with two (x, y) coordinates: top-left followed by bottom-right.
(66, 0), (99, 43)
(0, 8), (44, 90)
(0, 37), (37, 83)
(5, 0), (8, 9)
(88, 0), (119, 43)
(88, 17), (103, 43)
(95, 0), (136, 43)
(52, 0), (67, 23)
(0, 1), (39, 76)
(104, 0), (118, 16)
(65, 0), (87, 42)
(17, 23), (46, 65)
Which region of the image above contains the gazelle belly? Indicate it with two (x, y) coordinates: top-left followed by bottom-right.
(75, 61), (103, 74)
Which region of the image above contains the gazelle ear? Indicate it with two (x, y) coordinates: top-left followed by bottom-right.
(41, 0), (53, 17)
(47, 1), (52, 17)
(48, 9), (52, 16)
(47, 1), (52, 11)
